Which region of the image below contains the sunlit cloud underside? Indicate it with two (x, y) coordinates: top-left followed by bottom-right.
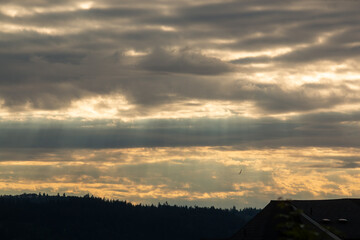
(0, 147), (359, 208)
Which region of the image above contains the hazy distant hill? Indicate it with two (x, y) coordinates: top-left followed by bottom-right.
(0, 193), (259, 240)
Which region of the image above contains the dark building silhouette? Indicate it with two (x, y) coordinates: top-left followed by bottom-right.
(227, 199), (360, 240)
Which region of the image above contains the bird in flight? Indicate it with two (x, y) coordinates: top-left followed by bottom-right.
(239, 169), (242, 175)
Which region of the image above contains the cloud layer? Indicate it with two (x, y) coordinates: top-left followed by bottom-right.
(1, 0), (360, 207)
(1, 0), (360, 114)
(1, 111), (360, 148)
(0, 147), (359, 208)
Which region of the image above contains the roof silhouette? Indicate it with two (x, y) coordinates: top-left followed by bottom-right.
(227, 199), (360, 240)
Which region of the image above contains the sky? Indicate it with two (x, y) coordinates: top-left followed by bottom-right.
(0, 0), (360, 208)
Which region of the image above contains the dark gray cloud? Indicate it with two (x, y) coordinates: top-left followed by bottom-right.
(308, 156), (360, 169)
(275, 45), (360, 64)
(122, 78), (360, 113)
(139, 48), (233, 75)
(0, 50), (358, 112)
(1, 0), (360, 112)
(1, 110), (360, 148)
(231, 39), (360, 65)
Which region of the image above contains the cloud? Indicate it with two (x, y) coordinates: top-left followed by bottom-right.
(1, 110), (360, 148)
(275, 44), (360, 64)
(139, 48), (233, 75)
(2, 0), (360, 208)
(0, 146), (359, 208)
(1, 0), (360, 114)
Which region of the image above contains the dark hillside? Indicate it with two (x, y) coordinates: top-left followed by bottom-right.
(0, 193), (259, 240)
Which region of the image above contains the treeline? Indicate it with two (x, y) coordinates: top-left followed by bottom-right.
(0, 193), (260, 240)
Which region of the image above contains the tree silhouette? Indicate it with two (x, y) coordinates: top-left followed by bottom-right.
(0, 193), (259, 240)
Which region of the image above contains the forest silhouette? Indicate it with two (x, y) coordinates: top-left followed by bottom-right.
(0, 193), (259, 240)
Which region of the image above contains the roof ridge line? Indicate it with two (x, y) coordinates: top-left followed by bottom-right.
(290, 203), (342, 240)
